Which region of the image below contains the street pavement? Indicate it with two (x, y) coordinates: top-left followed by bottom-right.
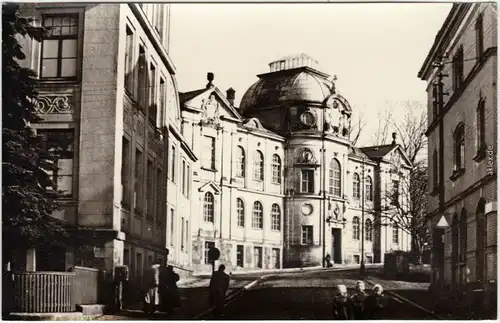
(93, 268), (437, 320)
(213, 270), (436, 320)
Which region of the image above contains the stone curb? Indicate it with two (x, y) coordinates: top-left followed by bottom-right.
(363, 278), (445, 320)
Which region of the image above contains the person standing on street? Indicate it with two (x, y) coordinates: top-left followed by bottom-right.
(332, 284), (350, 319)
(364, 284), (387, 319)
(209, 264), (230, 318)
(349, 281), (367, 319)
(143, 262), (161, 315)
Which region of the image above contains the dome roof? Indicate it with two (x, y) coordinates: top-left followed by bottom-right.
(239, 55), (335, 115)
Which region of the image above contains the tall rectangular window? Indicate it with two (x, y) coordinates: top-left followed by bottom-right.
(182, 159), (186, 196)
(170, 208), (175, 246)
(156, 168), (163, 224)
(203, 136), (216, 169)
(432, 150), (439, 191)
(236, 245), (244, 267)
(39, 129), (75, 197)
(159, 78), (165, 127)
(134, 149), (143, 211)
(185, 219), (189, 252)
(41, 15), (79, 79)
(475, 13), (484, 60)
(146, 160), (154, 220)
(148, 64), (157, 125)
(204, 241), (215, 264)
(392, 224), (399, 244)
(137, 46), (146, 111)
(301, 225), (313, 245)
(272, 248), (280, 269)
(170, 145), (176, 182)
(391, 180), (399, 205)
(181, 216), (185, 251)
(477, 100), (486, 154)
(301, 169), (314, 193)
(121, 137), (131, 207)
(186, 164), (191, 196)
(124, 26), (134, 94)
(135, 252), (143, 282)
(452, 47), (464, 90)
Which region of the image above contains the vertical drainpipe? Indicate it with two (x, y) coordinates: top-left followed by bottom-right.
(219, 126), (224, 240)
(321, 106), (327, 265)
(229, 130), (234, 240)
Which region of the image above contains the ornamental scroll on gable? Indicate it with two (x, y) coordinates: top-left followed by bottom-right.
(35, 96), (73, 114)
(200, 94), (221, 127)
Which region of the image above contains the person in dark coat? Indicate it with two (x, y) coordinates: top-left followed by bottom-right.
(349, 281), (367, 320)
(332, 284), (350, 320)
(364, 284), (387, 319)
(209, 264), (230, 318)
(160, 265), (180, 315)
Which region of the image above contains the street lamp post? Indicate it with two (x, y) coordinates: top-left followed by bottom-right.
(360, 158), (366, 277)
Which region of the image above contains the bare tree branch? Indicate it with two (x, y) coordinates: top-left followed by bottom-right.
(348, 111), (367, 146)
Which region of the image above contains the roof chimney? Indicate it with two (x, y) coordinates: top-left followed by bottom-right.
(391, 132), (397, 145)
(206, 72), (214, 88)
(226, 87), (235, 106)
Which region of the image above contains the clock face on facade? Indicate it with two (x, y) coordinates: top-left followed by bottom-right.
(300, 111), (316, 127)
(301, 202), (313, 216)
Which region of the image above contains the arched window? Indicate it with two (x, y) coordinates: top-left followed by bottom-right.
(453, 123), (465, 171)
(365, 219), (373, 241)
(271, 204), (281, 231)
(352, 217), (360, 240)
(236, 146), (245, 177)
(329, 159), (341, 196)
(253, 150), (264, 181)
(271, 155), (281, 184)
(353, 173), (360, 199)
(365, 176), (373, 201)
(476, 99), (486, 153)
(236, 198), (245, 227)
(392, 222), (399, 244)
(476, 199), (486, 283)
(203, 192), (214, 223)
(451, 213), (459, 285)
(252, 201), (263, 229)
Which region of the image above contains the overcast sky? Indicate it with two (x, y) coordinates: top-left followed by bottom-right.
(169, 3), (452, 147)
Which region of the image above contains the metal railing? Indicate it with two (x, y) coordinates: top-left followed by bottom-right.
(11, 272), (76, 313)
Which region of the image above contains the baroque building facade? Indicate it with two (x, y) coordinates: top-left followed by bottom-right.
(418, 3), (497, 287)
(15, 3), (195, 287)
(181, 54), (413, 273)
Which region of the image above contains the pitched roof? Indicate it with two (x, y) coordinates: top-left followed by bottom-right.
(359, 144), (397, 159)
(348, 146), (371, 159)
(179, 88), (207, 105)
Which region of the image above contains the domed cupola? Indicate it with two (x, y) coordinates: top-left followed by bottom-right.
(239, 54), (352, 138)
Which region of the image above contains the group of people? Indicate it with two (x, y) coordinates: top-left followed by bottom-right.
(332, 281), (387, 319)
(143, 260), (181, 315)
(143, 262), (231, 318)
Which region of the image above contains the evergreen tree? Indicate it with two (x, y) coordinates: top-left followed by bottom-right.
(2, 3), (67, 265)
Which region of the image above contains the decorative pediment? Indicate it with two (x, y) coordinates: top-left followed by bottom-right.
(198, 181), (221, 194)
(200, 94), (222, 127)
(324, 94), (352, 116)
(386, 145), (413, 170)
(242, 117), (267, 130)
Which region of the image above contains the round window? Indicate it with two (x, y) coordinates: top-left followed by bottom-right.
(300, 111), (316, 126)
(301, 202), (313, 216)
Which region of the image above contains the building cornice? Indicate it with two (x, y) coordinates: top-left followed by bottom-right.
(129, 4), (177, 75)
(168, 124), (197, 161)
(426, 173), (497, 219)
(418, 3), (472, 80)
(425, 47), (497, 137)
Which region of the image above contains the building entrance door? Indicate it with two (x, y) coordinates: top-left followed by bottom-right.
(331, 228), (342, 264)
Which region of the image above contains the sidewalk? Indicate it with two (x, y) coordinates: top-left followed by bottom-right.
(94, 275), (256, 320)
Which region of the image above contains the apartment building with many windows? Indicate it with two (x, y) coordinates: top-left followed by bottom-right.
(418, 3), (497, 287)
(15, 3), (195, 284)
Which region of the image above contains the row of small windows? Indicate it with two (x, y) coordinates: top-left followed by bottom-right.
(352, 217), (400, 244)
(235, 146), (282, 184)
(203, 193), (281, 231)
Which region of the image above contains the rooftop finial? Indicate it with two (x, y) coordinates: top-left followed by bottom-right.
(207, 72), (214, 88)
